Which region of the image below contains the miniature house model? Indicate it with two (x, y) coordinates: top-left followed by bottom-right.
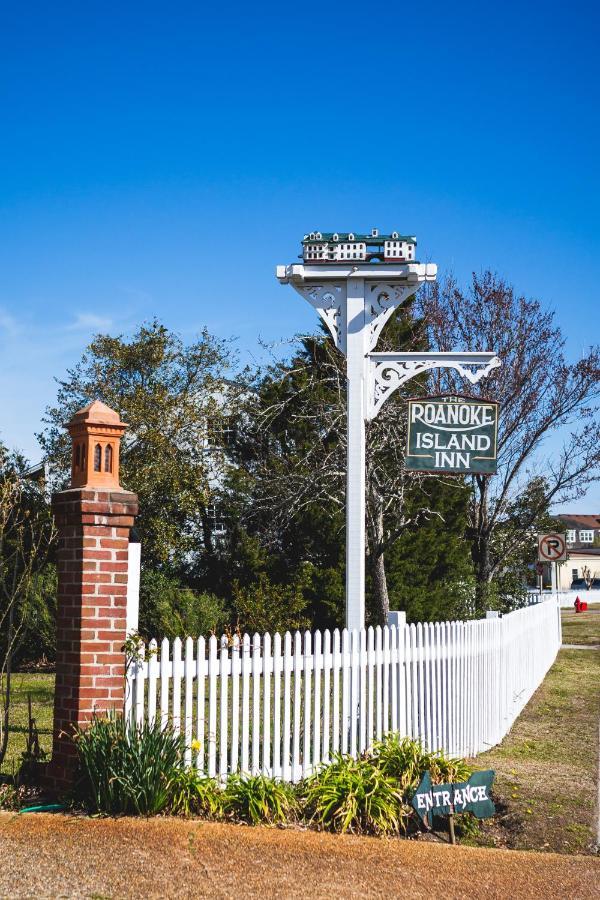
(67, 400), (127, 490)
(301, 228), (417, 264)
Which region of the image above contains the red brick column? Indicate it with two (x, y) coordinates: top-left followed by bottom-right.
(47, 487), (138, 790)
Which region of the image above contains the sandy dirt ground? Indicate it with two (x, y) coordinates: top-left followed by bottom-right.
(0, 813), (598, 900)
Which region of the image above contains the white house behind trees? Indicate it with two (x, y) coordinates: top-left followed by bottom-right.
(548, 513), (600, 590)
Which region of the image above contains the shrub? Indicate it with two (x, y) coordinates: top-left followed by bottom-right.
(372, 733), (471, 793)
(139, 569), (227, 640)
(231, 573), (310, 635)
(72, 713), (185, 815)
(222, 774), (297, 826)
(302, 754), (407, 835)
(169, 768), (224, 818)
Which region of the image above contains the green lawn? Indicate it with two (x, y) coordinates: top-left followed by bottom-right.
(561, 603), (600, 646)
(469, 607), (600, 854)
(1, 673), (54, 777)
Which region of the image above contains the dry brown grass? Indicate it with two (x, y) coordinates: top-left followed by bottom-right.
(0, 812), (599, 899)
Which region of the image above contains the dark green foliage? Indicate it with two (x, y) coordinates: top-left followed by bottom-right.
(301, 753), (406, 835)
(222, 774), (297, 825)
(139, 569), (227, 640)
(232, 571), (310, 634)
(72, 714), (186, 815)
(384, 479), (475, 622)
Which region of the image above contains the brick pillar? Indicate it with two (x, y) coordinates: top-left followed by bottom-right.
(45, 401), (138, 791)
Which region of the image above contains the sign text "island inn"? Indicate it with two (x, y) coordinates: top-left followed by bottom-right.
(405, 395), (499, 475)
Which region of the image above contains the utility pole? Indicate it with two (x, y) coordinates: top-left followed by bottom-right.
(277, 252), (500, 631)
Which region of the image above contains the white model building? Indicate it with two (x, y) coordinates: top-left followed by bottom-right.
(301, 228), (417, 264)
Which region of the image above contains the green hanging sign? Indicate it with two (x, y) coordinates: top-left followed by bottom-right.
(411, 770), (496, 827)
(405, 395), (499, 475)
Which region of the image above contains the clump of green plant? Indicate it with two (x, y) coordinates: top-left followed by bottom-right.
(222, 774), (297, 826)
(72, 713), (186, 815)
(302, 753), (407, 835)
(372, 733), (471, 792)
(169, 768), (224, 819)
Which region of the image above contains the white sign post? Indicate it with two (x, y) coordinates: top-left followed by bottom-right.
(277, 259), (501, 631)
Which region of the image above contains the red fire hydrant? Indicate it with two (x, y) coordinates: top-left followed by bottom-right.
(574, 596), (582, 613)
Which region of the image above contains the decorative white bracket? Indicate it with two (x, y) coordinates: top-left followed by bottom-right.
(365, 282), (426, 352)
(295, 282), (347, 351)
(276, 263), (437, 356)
(367, 351), (501, 420)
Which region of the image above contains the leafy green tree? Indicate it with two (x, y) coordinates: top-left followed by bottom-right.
(38, 319), (237, 572)
(385, 479), (474, 622)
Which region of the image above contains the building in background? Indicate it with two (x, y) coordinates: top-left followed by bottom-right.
(552, 514), (600, 590)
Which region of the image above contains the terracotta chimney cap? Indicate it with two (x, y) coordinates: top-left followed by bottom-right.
(67, 400), (127, 429)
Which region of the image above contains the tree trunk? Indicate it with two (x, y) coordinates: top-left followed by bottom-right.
(470, 476), (493, 615)
(371, 549), (390, 626)
(369, 498), (390, 625)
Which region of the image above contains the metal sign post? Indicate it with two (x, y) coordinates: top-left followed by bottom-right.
(277, 251), (501, 631)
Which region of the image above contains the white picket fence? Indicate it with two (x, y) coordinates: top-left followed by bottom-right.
(527, 588), (600, 608)
(125, 597), (561, 782)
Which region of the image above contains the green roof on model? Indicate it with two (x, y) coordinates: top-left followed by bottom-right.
(302, 231), (417, 244)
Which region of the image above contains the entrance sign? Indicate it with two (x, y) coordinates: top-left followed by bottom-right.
(538, 533), (567, 563)
(406, 395), (498, 475)
(412, 770), (496, 827)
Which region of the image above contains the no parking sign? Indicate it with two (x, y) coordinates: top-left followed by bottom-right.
(538, 533), (567, 563)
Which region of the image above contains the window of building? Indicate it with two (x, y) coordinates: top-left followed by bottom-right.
(572, 568), (578, 580)
(206, 503), (226, 535)
(579, 530), (594, 543)
(566, 529), (576, 543)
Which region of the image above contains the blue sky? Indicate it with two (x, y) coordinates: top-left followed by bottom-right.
(1, 2), (599, 507)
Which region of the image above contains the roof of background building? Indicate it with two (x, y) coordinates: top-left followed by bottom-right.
(555, 514), (600, 529)
(302, 232), (417, 245)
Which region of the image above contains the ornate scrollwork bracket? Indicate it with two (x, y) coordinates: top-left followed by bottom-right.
(365, 283), (424, 352)
(292, 283), (347, 352)
(367, 352), (501, 420)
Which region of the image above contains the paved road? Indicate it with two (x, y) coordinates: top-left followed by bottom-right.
(0, 813), (598, 899)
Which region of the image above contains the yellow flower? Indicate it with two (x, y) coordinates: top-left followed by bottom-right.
(191, 739), (202, 753)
